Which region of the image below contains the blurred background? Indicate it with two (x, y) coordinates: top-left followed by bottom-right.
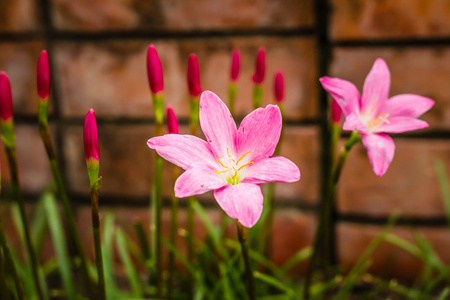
(0, 0), (449, 280)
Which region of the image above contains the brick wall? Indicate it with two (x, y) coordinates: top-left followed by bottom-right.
(0, 0), (450, 279)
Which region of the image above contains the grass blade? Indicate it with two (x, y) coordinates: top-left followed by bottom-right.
(116, 228), (142, 298)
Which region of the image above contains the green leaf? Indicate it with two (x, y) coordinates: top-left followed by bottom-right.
(116, 228), (142, 298)
(43, 192), (77, 300)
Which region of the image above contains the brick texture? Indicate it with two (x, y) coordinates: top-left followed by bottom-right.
(337, 138), (450, 217)
(0, 41), (50, 116)
(54, 37), (317, 121)
(330, 47), (450, 130)
(330, 0), (450, 40)
(63, 123), (318, 205)
(1, 124), (54, 193)
(51, 0), (313, 31)
(338, 222), (450, 281)
(0, 0), (43, 32)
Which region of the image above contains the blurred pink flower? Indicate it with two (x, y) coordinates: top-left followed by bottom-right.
(146, 44), (164, 94)
(320, 58), (434, 177)
(187, 54), (202, 97)
(274, 71), (284, 103)
(0, 72), (13, 121)
(37, 50), (50, 99)
(148, 91), (300, 227)
(252, 47), (265, 84)
(331, 99), (342, 124)
(230, 49), (240, 82)
(166, 105), (179, 134)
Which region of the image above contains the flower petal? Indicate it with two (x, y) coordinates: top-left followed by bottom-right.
(383, 94), (435, 118)
(241, 156), (300, 184)
(343, 113), (368, 133)
(361, 58), (390, 115)
(319, 76), (361, 117)
(236, 104), (281, 163)
(175, 164), (227, 198)
(199, 91), (237, 158)
(377, 117), (429, 133)
(214, 183), (263, 228)
(361, 133), (395, 177)
(147, 134), (215, 170)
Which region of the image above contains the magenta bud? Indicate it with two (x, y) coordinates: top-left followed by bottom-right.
(167, 105), (179, 134)
(37, 50), (50, 99)
(146, 44), (164, 94)
(83, 109), (99, 162)
(0, 72), (13, 121)
(187, 54), (202, 97)
(230, 49), (240, 81)
(274, 71), (284, 103)
(331, 99), (342, 123)
(252, 47), (266, 84)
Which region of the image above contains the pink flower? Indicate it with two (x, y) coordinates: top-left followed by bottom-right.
(147, 91), (300, 227)
(274, 71), (284, 103)
(230, 49), (240, 82)
(83, 109), (99, 162)
(167, 105), (179, 134)
(331, 99), (342, 124)
(252, 47), (265, 84)
(146, 44), (164, 94)
(187, 54), (202, 97)
(320, 58), (434, 177)
(0, 72), (13, 121)
(37, 50), (50, 99)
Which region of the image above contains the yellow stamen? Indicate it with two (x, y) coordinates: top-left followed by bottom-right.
(236, 151), (252, 166)
(231, 166), (237, 179)
(214, 170), (228, 174)
(363, 100), (377, 116)
(217, 157), (228, 169)
(227, 147), (232, 157)
(237, 161), (254, 171)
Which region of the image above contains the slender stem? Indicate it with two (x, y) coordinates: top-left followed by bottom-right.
(0, 218), (24, 299)
(90, 187), (106, 300)
(304, 131), (360, 298)
(168, 166), (179, 299)
(252, 84), (263, 109)
(237, 222), (256, 300)
(5, 146), (45, 300)
(39, 121), (96, 298)
(0, 250), (11, 300)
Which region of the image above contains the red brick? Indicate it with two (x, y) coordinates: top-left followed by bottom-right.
(330, 0), (450, 40)
(1, 124), (54, 193)
(51, 0), (313, 31)
(54, 37), (318, 121)
(330, 47), (450, 130)
(337, 222), (450, 281)
(0, 0), (43, 32)
(274, 126), (320, 205)
(0, 41), (50, 116)
(337, 138), (450, 217)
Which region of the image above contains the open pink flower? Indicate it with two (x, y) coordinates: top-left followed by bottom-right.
(147, 91), (300, 227)
(320, 58), (434, 177)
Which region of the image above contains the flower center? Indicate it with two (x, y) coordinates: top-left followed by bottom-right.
(214, 147), (254, 185)
(364, 113), (390, 132)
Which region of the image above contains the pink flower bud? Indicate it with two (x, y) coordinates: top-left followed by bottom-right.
(252, 47), (265, 84)
(331, 99), (342, 123)
(37, 50), (50, 99)
(274, 71), (284, 103)
(146, 44), (164, 94)
(187, 54), (202, 97)
(167, 105), (179, 134)
(230, 49), (240, 81)
(0, 72), (13, 121)
(84, 109), (99, 162)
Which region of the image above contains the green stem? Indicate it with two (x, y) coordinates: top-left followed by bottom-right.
(90, 185), (106, 300)
(5, 145), (45, 300)
(168, 166), (179, 299)
(0, 218), (24, 299)
(304, 131), (361, 299)
(252, 84), (263, 109)
(0, 250), (10, 300)
(228, 83), (237, 116)
(38, 119), (96, 298)
(237, 222), (256, 300)
(151, 92), (165, 299)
